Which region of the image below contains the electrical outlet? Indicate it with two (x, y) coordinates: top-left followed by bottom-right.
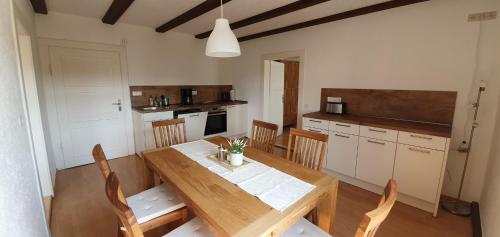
(192, 90), (198, 95)
(132, 91), (143, 96)
(468, 11), (497, 22)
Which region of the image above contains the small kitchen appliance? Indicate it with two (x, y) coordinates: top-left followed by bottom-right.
(180, 88), (193, 105)
(326, 97), (345, 114)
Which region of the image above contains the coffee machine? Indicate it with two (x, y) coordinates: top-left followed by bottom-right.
(180, 88), (193, 105)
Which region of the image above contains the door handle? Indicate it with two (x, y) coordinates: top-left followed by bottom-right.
(367, 140), (385, 145)
(335, 134), (350, 139)
(112, 99), (122, 112)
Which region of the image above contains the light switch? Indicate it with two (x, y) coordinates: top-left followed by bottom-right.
(132, 91), (143, 96)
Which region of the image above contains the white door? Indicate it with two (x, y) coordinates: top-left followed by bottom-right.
(178, 111), (208, 141)
(50, 47), (129, 168)
(268, 61), (284, 135)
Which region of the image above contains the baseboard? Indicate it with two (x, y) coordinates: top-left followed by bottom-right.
(43, 196), (53, 225)
(471, 202), (482, 237)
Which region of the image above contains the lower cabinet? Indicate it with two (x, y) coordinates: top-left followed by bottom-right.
(356, 137), (397, 187)
(393, 144), (444, 203)
(227, 104), (248, 137)
(327, 131), (358, 177)
(178, 111), (208, 142)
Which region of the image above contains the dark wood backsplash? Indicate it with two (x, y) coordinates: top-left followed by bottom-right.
(320, 88), (457, 125)
(130, 85), (232, 107)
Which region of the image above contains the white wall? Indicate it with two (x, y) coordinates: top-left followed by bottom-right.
(35, 12), (225, 86)
(13, 0), (55, 198)
(0, 0), (49, 236)
(220, 0), (500, 201)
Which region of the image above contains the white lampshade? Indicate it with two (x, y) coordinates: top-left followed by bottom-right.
(206, 18), (241, 58)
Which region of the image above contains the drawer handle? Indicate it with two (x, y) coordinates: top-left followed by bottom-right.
(190, 114), (199, 117)
(367, 140), (385, 145)
(410, 134), (432, 140)
(309, 119), (322, 123)
(368, 128), (387, 133)
(408, 147), (431, 154)
(336, 123), (351, 128)
(308, 129), (322, 133)
(335, 134), (350, 139)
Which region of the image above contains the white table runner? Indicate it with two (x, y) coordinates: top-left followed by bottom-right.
(171, 140), (316, 212)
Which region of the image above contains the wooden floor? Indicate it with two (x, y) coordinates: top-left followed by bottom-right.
(50, 155), (471, 237)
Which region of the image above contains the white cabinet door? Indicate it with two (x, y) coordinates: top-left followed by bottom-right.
(356, 137), (397, 187)
(178, 112), (208, 141)
(227, 104), (248, 137)
(327, 131), (358, 177)
(393, 144), (444, 203)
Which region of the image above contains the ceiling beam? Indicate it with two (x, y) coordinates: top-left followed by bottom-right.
(29, 0), (48, 14)
(238, 0), (430, 42)
(195, 0), (332, 39)
(156, 0), (232, 33)
(102, 0), (135, 25)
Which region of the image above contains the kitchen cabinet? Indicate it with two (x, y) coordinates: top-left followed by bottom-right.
(133, 110), (173, 157)
(327, 131), (358, 177)
(356, 137), (396, 187)
(177, 111), (208, 142)
(227, 104), (248, 137)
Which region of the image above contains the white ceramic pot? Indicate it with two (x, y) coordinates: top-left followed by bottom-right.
(229, 152), (243, 166)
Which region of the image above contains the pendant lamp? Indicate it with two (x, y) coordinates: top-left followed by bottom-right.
(205, 0), (240, 57)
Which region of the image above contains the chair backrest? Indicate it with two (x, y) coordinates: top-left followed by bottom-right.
(93, 144), (127, 203)
(152, 118), (187, 148)
(286, 128), (328, 171)
(250, 120), (278, 153)
(92, 144), (112, 179)
(105, 172), (144, 237)
(355, 179), (398, 237)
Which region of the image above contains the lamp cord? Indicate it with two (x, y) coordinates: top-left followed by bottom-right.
(220, 0), (223, 18)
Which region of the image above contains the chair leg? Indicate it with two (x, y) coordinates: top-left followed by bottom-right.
(311, 208), (319, 225)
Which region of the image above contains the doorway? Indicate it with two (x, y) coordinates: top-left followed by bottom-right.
(263, 53), (303, 149)
(40, 39), (133, 169)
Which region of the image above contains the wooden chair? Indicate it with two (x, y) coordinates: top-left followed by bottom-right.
(281, 179), (398, 237)
(106, 172), (211, 237)
(286, 128), (328, 171)
(93, 145), (188, 236)
(250, 120), (278, 153)
(152, 118), (187, 148)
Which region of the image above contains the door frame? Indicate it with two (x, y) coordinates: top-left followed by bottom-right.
(38, 38), (133, 169)
(261, 50), (305, 130)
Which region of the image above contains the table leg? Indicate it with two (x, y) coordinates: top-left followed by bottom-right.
(142, 158), (154, 190)
(318, 180), (338, 234)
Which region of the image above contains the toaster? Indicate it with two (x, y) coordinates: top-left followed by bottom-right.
(326, 97), (345, 114)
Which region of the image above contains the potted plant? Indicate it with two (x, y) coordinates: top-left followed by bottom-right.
(227, 137), (247, 166)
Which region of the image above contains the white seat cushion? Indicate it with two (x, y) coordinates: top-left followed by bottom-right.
(164, 217), (213, 237)
(280, 218), (332, 237)
(127, 184), (186, 224)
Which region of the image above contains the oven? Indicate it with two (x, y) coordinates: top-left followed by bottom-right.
(204, 106), (227, 136)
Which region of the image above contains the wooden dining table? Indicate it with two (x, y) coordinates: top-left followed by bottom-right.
(142, 136), (338, 237)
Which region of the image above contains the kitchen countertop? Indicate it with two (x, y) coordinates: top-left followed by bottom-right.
(132, 100), (248, 113)
(303, 111), (452, 138)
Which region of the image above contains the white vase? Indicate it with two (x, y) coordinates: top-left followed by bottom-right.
(229, 152), (243, 166)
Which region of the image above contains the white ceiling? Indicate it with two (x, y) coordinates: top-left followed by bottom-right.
(46, 0), (392, 38)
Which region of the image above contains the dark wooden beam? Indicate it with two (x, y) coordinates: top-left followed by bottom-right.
(238, 0), (430, 42)
(29, 0), (47, 14)
(102, 0), (135, 25)
(156, 0), (232, 33)
(195, 0), (332, 39)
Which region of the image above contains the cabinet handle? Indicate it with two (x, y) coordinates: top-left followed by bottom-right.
(335, 123), (351, 127)
(308, 129), (322, 133)
(335, 134), (350, 139)
(408, 147), (431, 154)
(368, 128), (387, 133)
(410, 134), (432, 140)
(190, 114), (199, 117)
(309, 119), (322, 123)
(367, 140), (385, 145)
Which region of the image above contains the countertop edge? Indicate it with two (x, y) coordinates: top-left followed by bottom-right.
(132, 100), (248, 113)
